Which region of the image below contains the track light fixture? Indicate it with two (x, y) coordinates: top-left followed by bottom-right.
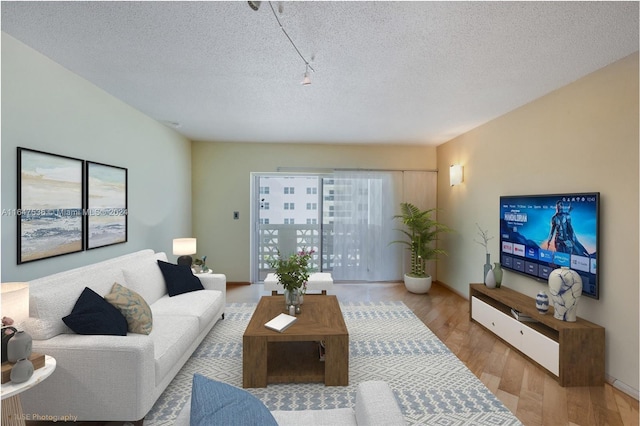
(250, 1), (315, 85)
(302, 64), (311, 86)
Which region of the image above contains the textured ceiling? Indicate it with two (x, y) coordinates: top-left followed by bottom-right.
(2, 1), (638, 145)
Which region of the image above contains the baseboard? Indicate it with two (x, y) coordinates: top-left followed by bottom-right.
(434, 280), (468, 300)
(227, 281), (251, 286)
(606, 374), (640, 401)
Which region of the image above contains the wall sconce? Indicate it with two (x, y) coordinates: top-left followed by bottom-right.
(173, 238), (197, 266)
(450, 165), (464, 186)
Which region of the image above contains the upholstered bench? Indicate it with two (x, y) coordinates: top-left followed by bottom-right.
(175, 377), (406, 426)
(264, 272), (333, 295)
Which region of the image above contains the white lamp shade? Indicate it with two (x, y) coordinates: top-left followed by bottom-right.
(450, 164), (463, 186)
(173, 238), (197, 255)
(1, 282), (29, 326)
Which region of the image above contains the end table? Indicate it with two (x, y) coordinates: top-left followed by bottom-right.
(1, 355), (56, 426)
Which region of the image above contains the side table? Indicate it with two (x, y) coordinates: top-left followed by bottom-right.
(1, 355), (56, 426)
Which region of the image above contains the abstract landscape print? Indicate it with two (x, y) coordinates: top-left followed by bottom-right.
(86, 161), (127, 249)
(17, 148), (84, 263)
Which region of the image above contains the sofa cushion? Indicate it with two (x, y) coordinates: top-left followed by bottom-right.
(121, 252), (168, 305)
(150, 315), (200, 385)
(104, 282), (153, 335)
(62, 287), (128, 336)
(151, 290), (223, 332)
(190, 374), (278, 426)
(157, 260), (204, 297)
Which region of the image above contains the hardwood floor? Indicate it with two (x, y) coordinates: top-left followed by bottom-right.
(227, 281), (639, 426)
(25, 281), (638, 426)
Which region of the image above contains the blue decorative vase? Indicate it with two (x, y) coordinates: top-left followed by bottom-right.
(483, 254), (491, 284)
(536, 291), (549, 314)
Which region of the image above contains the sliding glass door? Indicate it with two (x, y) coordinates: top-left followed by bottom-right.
(253, 174), (326, 281)
(251, 171), (436, 283)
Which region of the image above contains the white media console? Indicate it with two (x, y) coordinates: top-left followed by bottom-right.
(469, 284), (604, 387)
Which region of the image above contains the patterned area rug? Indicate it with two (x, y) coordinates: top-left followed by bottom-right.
(145, 301), (522, 425)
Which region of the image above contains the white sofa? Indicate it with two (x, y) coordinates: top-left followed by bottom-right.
(19, 249), (226, 423)
(175, 380), (406, 425)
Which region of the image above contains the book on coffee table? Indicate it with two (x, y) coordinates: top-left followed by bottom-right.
(265, 313), (297, 333)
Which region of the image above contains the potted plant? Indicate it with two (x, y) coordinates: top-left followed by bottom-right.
(392, 202), (453, 293)
(269, 248), (315, 309)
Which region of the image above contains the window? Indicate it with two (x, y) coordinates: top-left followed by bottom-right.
(254, 171), (436, 283)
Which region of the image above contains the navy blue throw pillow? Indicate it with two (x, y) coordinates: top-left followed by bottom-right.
(62, 287), (128, 336)
(157, 260), (204, 297)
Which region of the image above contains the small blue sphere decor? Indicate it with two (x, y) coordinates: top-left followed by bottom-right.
(536, 291), (549, 314)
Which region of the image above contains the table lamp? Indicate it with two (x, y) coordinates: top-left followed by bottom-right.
(173, 238), (197, 266)
(1, 282), (29, 327)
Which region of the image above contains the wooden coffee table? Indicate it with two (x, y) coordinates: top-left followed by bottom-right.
(243, 295), (349, 388)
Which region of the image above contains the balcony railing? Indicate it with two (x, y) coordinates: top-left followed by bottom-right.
(257, 224), (334, 281)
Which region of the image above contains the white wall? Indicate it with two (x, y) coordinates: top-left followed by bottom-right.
(1, 33), (193, 281)
(437, 53), (639, 395)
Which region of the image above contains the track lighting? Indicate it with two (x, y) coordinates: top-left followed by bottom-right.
(251, 1), (315, 85)
(302, 65), (312, 86)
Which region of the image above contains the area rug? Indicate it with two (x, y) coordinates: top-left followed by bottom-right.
(144, 301), (522, 425)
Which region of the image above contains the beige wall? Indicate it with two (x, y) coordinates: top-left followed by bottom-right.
(191, 143), (437, 282)
(436, 53), (639, 395)
(1, 34), (193, 281)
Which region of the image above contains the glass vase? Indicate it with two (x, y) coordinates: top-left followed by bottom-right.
(284, 288), (301, 311)
(493, 262), (503, 288)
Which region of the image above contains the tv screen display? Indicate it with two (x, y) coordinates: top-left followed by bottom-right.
(499, 192), (600, 299)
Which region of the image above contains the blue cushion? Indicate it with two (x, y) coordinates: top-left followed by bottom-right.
(190, 374), (278, 426)
(157, 260), (204, 297)
(62, 287), (128, 336)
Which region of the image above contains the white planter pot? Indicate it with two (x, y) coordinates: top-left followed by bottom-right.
(404, 274), (432, 294)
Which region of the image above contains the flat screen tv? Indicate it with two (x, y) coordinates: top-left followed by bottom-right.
(499, 192), (600, 299)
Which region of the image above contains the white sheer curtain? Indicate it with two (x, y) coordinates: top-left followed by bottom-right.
(402, 171), (438, 278)
(332, 170), (403, 281)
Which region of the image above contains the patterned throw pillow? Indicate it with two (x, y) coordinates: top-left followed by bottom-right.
(105, 282), (153, 335)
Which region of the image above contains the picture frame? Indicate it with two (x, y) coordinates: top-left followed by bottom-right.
(85, 161), (128, 250)
(17, 148), (85, 264)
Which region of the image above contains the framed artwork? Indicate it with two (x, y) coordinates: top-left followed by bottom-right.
(86, 161), (128, 249)
(17, 148), (85, 264)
